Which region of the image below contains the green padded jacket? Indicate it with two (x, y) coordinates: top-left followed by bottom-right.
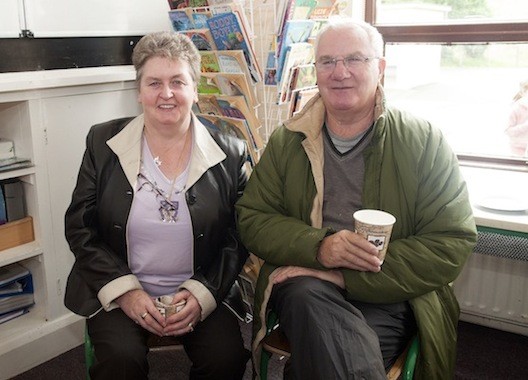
(236, 88), (477, 379)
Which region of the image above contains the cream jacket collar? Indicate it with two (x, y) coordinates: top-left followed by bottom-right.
(106, 113), (226, 190)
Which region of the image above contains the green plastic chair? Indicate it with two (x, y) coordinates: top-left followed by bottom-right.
(84, 326), (94, 380)
(260, 312), (419, 380)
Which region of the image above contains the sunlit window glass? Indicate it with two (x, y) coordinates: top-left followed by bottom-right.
(383, 42), (528, 159)
(377, 0), (528, 25)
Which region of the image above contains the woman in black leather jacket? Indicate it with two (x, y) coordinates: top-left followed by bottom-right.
(64, 31), (250, 380)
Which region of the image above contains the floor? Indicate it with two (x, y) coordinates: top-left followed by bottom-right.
(10, 321), (528, 379)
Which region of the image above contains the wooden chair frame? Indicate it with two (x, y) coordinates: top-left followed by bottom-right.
(260, 312), (419, 380)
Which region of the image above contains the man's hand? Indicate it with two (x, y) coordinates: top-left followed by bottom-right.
(317, 230), (382, 272)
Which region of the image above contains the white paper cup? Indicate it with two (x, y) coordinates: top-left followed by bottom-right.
(155, 295), (186, 318)
(353, 209), (396, 262)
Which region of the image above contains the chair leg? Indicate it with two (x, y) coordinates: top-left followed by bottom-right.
(84, 325), (94, 380)
(260, 348), (272, 380)
(402, 335), (420, 380)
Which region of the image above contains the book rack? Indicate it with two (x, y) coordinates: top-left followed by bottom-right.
(167, 0), (266, 162)
(251, 0), (343, 141)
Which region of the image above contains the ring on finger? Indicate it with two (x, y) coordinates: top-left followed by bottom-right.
(188, 322), (194, 333)
(140, 312), (148, 319)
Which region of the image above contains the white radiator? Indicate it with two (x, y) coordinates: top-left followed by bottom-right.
(453, 228), (528, 336)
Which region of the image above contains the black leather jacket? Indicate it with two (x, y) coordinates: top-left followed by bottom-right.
(64, 116), (249, 319)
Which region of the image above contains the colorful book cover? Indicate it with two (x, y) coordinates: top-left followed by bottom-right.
(215, 75), (244, 99)
(309, 0), (338, 19)
(168, 9), (194, 31)
(293, 64), (317, 90)
(207, 12), (249, 51)
(277, 42), (314, 103)
(192, 12), (210, 29)
(200, 51), (221, 73)
(196, 114), (258, 164)
(197, 76), (222, 94)
(215, 95), (263, 149)
(265, 69), (277, 86)
(276, 20), (315, 82)
(183, 29), (216, 51)
(217, 50), (255, 84)
(206, 0), (235, 5)
(216, 99), (247, 120)
(202, 72), (256, 108)
(189, 0), (209, 7)
(264, 51), (277, 86)
(289, 87), (319, 117)
(281, 63), (316, 104)
(277, 0), (318, 35)
(197, 95), (223, 115)
(206, 12), (261, 83)
(210, 5), (235, 15)
(309, 19), (328, 39)
(197, 113), (222, 133)
(167, 0), (190, 10)
(217, 51), (244, 74)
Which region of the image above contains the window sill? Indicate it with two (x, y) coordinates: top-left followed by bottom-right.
(461, 166), (528, 233)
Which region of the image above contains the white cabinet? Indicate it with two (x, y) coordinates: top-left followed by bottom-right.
(0, 0), (171, 38)
(0, 67), (141, 379)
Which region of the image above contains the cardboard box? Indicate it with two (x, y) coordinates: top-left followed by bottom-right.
(0, 216), (34, 252)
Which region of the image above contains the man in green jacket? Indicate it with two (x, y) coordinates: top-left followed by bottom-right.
(236, 18), (477, 379)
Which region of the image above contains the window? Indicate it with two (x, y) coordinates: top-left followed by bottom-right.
(365, 0), (528, 166)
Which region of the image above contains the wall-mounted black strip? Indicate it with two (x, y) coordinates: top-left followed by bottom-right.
(0, 36), (143, 73)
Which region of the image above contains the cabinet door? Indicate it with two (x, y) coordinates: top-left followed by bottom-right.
(0, 0), (22, 38)
(23, 0), (171, 37)
(40, 86), (141, 318)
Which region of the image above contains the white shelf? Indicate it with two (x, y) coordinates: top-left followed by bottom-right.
(0, 241), (43, 267)
(0, 66), (136, 94)
(0, 309), (46, 355)
(0, 310), (83, 356)
(0, 166), (35, 181)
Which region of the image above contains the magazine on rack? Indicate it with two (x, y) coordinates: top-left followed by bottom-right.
(276, 19), (315, 83)
(196, 114), (259, 163)
(182, 29), (217, 50)
(206, 12), (262, 83)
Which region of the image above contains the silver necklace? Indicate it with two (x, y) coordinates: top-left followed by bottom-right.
(139, 128), (191, 222)
(137, 165), (186, 223)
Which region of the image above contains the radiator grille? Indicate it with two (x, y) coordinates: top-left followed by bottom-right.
(474, 229), (528, 262)
(454, 227), (528, 336)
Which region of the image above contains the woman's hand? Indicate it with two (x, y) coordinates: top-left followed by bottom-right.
(271, 266), (345, 289)
(162, 289), (202, 337)
(115, 289), (165, 336)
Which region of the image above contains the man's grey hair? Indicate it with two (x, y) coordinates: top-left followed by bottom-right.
(315, 18), (385, 57)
